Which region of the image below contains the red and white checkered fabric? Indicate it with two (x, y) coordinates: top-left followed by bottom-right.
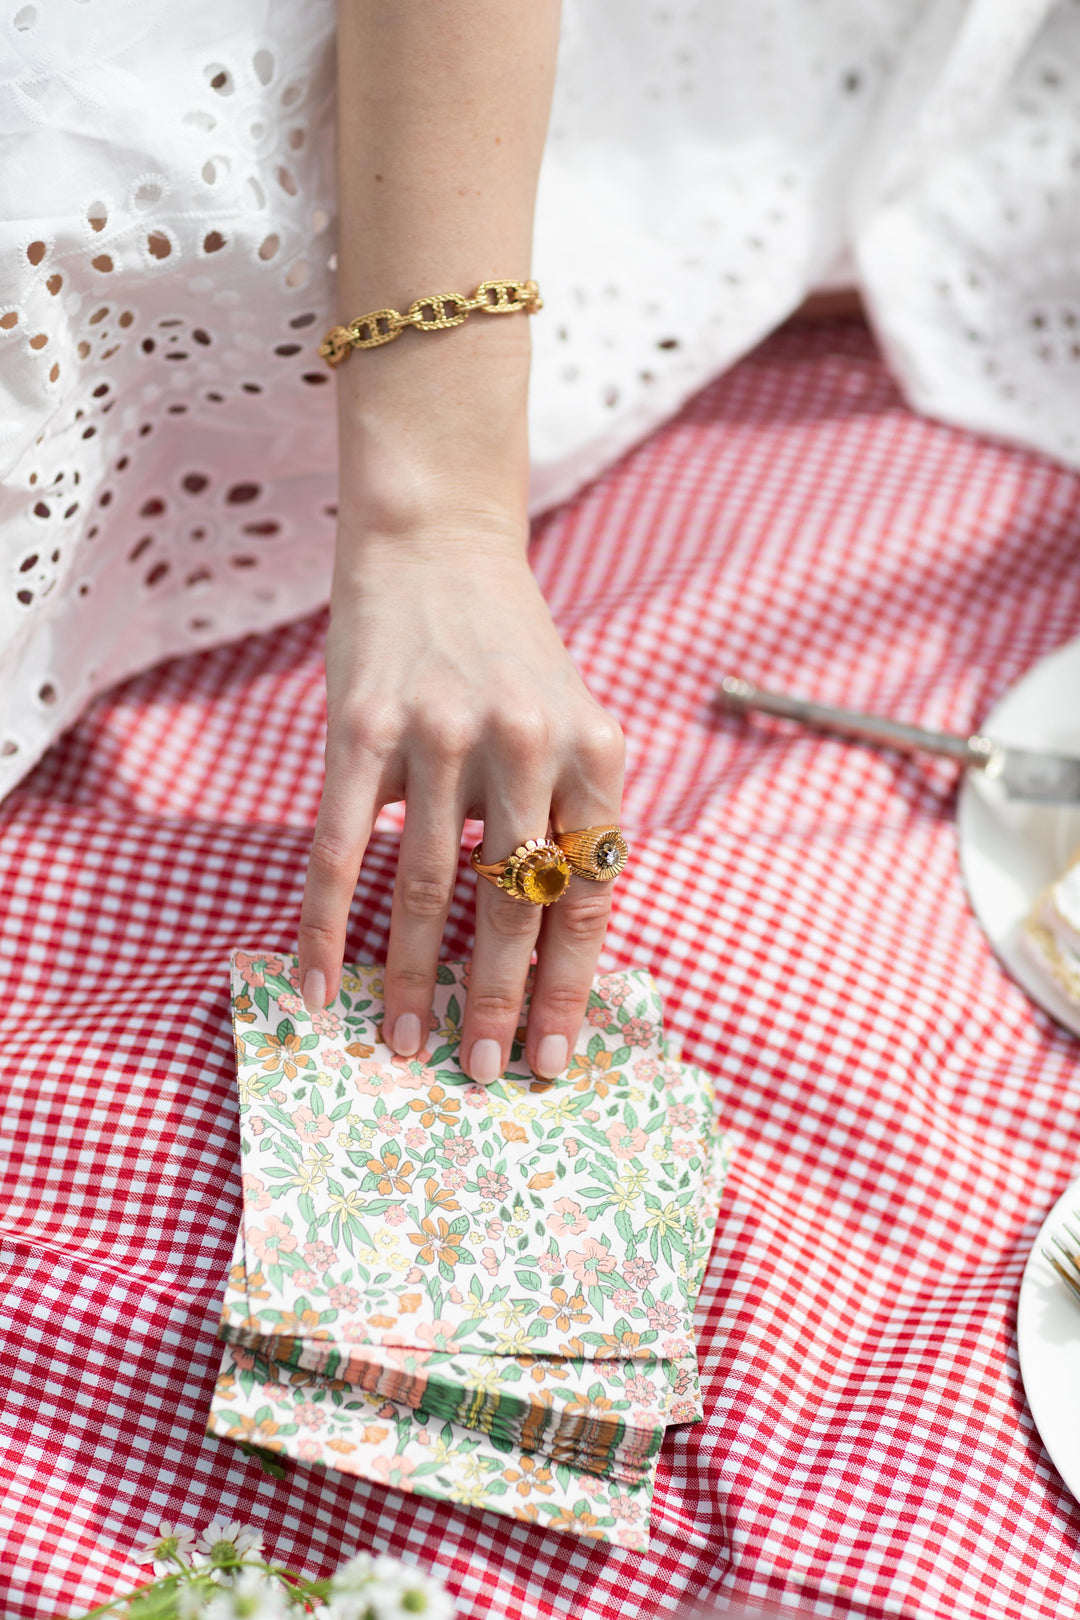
(3, 319), (1080, 1619)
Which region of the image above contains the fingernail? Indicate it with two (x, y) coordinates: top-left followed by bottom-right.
(302, 969), (326, 1014)
(392, 1012), (421, 1056)
(468, 1038), (503, 1084)
(535, 1034), (568, 1079)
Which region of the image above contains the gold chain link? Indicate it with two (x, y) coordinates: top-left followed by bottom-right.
(318, 278), (542, 366)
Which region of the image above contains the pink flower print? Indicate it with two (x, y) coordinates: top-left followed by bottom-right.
(663, 1335), (692, 1359)
(311, 1009), (343, 1039)
(621, 1018), (655, 1048)
(442, 1167), (467, 1190)
(605, 1121), (649, 1160)
(323, 1047), (346, 1071)
(294, 1402), (325, 1429)
(477, 1171), (510, 1201)
(608, 1493), (642, 1523)
(291, 1270), (319, 1290)
(249, 1116), (266, 1138)
(370, 1455), (416, 1488)
(405, 1266), (423, 1284)
(285, 961), (302, 991)
(377, 1115), (398, 1135)
(242, 1174), (271, 1212)
(268, 1089), (286, 1104)
(233, 1348), (256, 1371)
(668, 1398), (699, 1423)
(441, 1133), (477, 1166)
(622, 1258), (657, 1290)
(351, 1061), (396, 1096)
(447, 1286), (464, 1304)
(537, 1252), (561, 1276)
(404, 1128), (427, 1151)
(611, 1288), (638, 1311)
(563, 1138), (580, 1159)
(247, 1215), (297, 1265)
(277, 993), (306, 1018)
(481, 1246), (500, 1277)
(290, 1106), (334, 1144)
(646, 1301), (681, 1332)
(329, 1285), (361, 1310)
(416, 1429), (431, 1446)
(235, 952), (285, 989)
(623, 1374), (655, 1404)
(391, 1052), (436, 1091)
(566, 1238), (617, 1286)
(595, 973), (629, 1007)
(547, 1198), (588, 1237)
(674, 1367), (693, 1396)
(303, 1241), (337, 1272)
(660, 1063), (681, 1092)
(415, 1318), (461, 1352)
(577, 1474), (604, 1498)
(581, 1108), (600, 1123)
(383, 1203), (408, 1227)
(667, 1103), (697, 1131)
(462, 1085), (489, 1108)
(298, 1439), (323, 1463)
(486, 1218), (504, 1240)
(586, 1005), (610, 1028)
(671, 1137), (697, 1160)
(632, 1057), (661, 1085)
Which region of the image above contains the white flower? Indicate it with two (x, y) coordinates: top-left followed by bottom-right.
(132, 1520), (196, 1575)
(202, 1568), (293, 1619)
(191, 1519), (265, 1582)
(326, 1553), (455, 1620)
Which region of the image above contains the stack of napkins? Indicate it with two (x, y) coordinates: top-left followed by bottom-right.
(207, 953), (730, 1548)
(1022, 856), (1080, 1004)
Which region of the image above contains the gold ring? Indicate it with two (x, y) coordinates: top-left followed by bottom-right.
(470, 838), (572, 905)
(552, 824), (628, 882)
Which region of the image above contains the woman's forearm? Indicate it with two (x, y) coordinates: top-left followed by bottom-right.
(333, 1), (562, 540)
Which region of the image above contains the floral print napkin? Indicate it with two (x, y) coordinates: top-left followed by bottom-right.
(210, 954), (731, 1544)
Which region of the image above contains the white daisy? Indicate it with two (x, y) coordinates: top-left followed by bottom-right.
(132, 1520), (196, 1576)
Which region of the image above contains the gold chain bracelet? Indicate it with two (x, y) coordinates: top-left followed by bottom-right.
(318, 278), (542, 367)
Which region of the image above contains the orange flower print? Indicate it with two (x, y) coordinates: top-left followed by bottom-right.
(233, 992), (256, 1025)
(567, 1048), (617, 1097)
(253, 1030), (313, 1080)
(247, 1215), (297, 1265)
(605, 1121), (649, 1161)
(408, 1084), (460, 1129)
(502, 1454), (555, 1497)
(407, 1216), (464, 1268)
(365, 1148), (415, 1196)
(566, 1238), (617, 1287)
(537, 1288), (591, 1332)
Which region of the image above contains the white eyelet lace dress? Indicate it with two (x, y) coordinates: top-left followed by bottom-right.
(2, 0), (1077, 793)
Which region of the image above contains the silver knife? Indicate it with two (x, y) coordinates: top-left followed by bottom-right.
(719, 676), (1080, 804)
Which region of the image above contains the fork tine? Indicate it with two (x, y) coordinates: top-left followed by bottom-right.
(1045, 1247), (1080, 1304)
(1052, 1230), (1080, 1277)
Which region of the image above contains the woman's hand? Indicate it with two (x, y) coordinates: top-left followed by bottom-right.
(297, 519), (625, 1083)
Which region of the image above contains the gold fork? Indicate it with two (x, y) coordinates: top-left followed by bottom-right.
(1044, 1214), (1080, 1303)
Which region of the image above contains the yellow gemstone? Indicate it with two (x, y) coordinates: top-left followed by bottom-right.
(518, 850), (571, 904)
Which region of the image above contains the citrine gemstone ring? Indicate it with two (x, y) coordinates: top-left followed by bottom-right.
(470, 838), (572, 905)
(552, 825), (629, 882)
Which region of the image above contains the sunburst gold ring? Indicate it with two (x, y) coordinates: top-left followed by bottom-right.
(552, 824), (629, 882)
(470, 838), (572, 905)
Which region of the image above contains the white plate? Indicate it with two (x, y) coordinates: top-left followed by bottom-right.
(1018, 1175), (1080, 1501)
(957, 634), (1080, 1039)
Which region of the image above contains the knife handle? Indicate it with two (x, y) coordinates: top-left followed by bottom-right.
(719, 676), (994, 768)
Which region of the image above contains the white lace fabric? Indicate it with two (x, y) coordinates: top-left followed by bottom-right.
(1, 0), (1077, 793)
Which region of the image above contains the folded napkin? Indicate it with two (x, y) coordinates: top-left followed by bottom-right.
(207, 954), (731, 1546)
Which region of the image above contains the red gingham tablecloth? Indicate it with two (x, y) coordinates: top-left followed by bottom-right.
(3, 318), (1080, 1620)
